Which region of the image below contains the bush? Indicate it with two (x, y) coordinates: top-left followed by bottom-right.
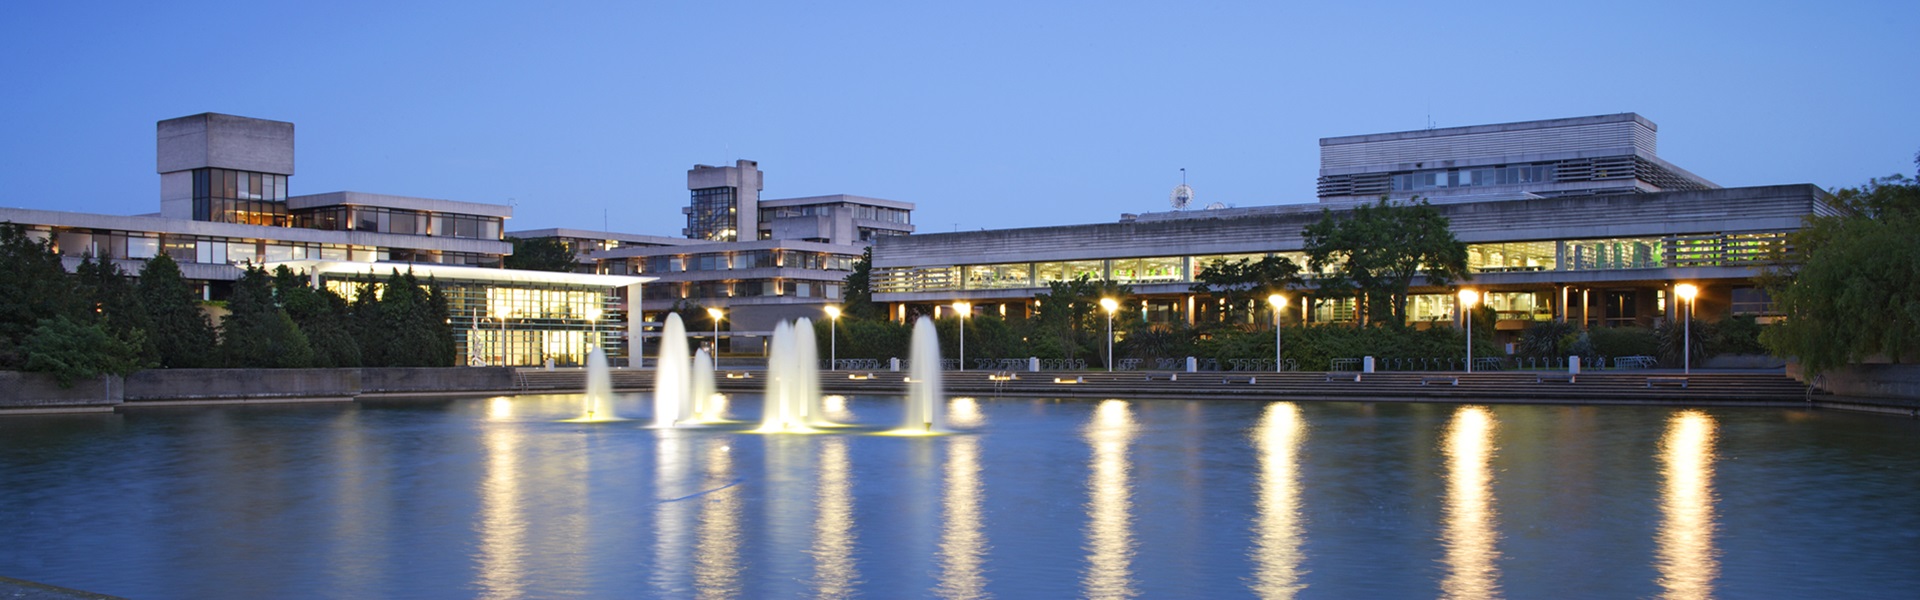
(1712, 315), (1767, 356)
(1590, 326), (1658, 358)
(23, 316), (147, 387)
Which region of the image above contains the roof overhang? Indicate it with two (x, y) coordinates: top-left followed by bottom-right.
(266, 260), (654, 288)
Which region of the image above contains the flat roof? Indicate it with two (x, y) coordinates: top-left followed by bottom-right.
(267, 260), (652, 288)
(759, 194), (915, 210)
(506, 228), (710, 246)
(288, 191), (514, 218)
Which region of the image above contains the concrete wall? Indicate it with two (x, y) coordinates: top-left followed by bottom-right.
(124, 368), (361, 401)
(0, 372), (123, 408)
(1805, 363), (1920, 403)
(156, 113), (295, 176)
(360, 367), (515, 393)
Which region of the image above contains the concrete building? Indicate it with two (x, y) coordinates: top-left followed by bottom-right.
(1315, 113), (1716, 204)
(1, 113), (651, 367)
(576, 160), (914, 353)
(872, 114), (1822, 343)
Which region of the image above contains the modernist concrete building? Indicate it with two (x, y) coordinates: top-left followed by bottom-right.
(1, 113), (651, 366)
(872, 114), (1824, 340)
(580, 160), (915, 353)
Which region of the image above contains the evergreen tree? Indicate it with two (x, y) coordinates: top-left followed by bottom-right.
(22, 315), (145, 387)
(273, 266), (362, 368)
(373, 268), (445, 367)
(842, 246), (882, 318)
(0, 222), (84, 367)
(349, 274), (384, 366)
(219, 265), (313, 368)
(425, 280), (457, 366)
(137, 253), (217, 368)
(75, 253), (156, 366)
(503, 236), (579, 272)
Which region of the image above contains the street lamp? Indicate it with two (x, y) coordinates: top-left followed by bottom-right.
(1675, 283), (1698, 374)
(952, 301), (971, 371)
(1458, 289), (1479, 373)
(824, 305), (841, 371)
(705, 307), (724, 371)
(1099, 297), (1119, 372)
(1267, 293), (1287, 373)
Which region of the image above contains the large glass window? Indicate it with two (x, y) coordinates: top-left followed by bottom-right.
(1109, 256), (1184, 284)
(1567, 237), (1663, 270)
(687, 187), (738, 241)
(1467, 241), (1556, 272)
(965, 263), (1033, 289)
(191, 168), (289, 226)
(1035, 260), (1104, 283)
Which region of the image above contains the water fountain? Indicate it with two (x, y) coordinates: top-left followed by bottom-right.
(569, 346), (623, 422)
(654, 313), (693, 427)
(756, 321), (816, 433)
(689, 348), (722, 422)
(793, 317), (833, 428)
(898, 316), (946, 434)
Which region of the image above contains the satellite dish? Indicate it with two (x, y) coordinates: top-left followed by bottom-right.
(1170, 184), (1194, 211)
(1204, 202), (1227, 210)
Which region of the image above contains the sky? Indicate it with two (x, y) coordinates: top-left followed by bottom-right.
(1, 1), (1914, 235)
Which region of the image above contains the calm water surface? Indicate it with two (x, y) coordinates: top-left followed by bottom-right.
(3, 395), (1918, 599)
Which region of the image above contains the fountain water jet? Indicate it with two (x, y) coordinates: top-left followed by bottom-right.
(565, 347), (626, 422)
(755, 321), (817, 433)
(894, 316), (947, 434)
(654, 313), (693, 427)
(793, 317), (835, 427)
(689, 349), (723, 422)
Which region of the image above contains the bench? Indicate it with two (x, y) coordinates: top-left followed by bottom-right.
(1053, 376), (1083, 384)
(845, 372), (875, 380)
(1535, 373), (1577, 383)
(1421, 376), (1459, 386)
(1145, 373), (1178, 381)
(1325, 373), (1361, 382)
(1646, 376), (1690, 388)
(724, 372), (753, 379)
(987, 372), (1018, 382)
(1222, 376), (1257, 384)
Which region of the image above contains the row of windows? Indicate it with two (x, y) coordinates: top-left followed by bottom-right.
(875, 234), (1789, 293)
(1390, 165), (1552, 192)
(756, 204), (912, 225)
(323, 281), (619, 366)
(193, 169), (290, 226)
(636, 250), (857, 274)
(641, 279), (843, 301)
(294, 206), (503, 240)
(41, 227), (504, 268)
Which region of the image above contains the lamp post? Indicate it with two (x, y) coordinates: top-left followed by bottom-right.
(705, 307), (724, 371)
(1675, 283), (1698, 374)
(1458, 289), (1479, 373)
(824, 305), (841, 371)
(1267, 293), (1287, 373)
(1099, 297), (1119, 372)
(952, 301), (971, 371)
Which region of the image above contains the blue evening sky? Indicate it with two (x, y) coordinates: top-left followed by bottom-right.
(1, 1), (1914, 234)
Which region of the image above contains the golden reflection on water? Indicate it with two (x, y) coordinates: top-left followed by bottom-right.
(694, 439), (742, 599)
(475, 415), (526, 599)
(937, 434), (988, 599)
(652, 433), (693, 592)
(1440, 405), (1502, 600)
(1082, 400), (1138, 599)
(1250, 402), (1307, 599)
(1656, 411), (1719, 600)
(948, 397), (986, 429)
(811, 436), (860, 598)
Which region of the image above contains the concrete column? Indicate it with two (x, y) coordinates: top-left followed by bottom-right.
(625, 282), (644, 368)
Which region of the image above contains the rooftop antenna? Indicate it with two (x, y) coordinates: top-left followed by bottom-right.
(1169, 168), (1194, 211)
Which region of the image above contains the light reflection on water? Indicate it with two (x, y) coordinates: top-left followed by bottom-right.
(1082, 400), (1138, 599)
(1440, 405), (1502, 599)
(2, 396), (1918, 599)
(1656, 410), (1719, 600)
(936, 434), (988, 599)
(1249, 402), (1307, 599)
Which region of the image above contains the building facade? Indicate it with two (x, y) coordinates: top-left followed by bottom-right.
(1, 113), (652, 366)
(872, 114), (1821, 340)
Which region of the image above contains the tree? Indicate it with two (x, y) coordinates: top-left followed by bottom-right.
(1032, 275), (1132, 363)
(1760, 171), (1920, 373)
(503, 236), (578, 272)
(138, 253), (218, 368)
(366, 268), (453, 367)
(1190, 255), (1303, 324)
(22, 315), (145, 387)
(0, 222), (84, 367)
(75, 253), (155, 366)
(274, 266), (361, 368)
(842, 246), (882, 318)
(1302, 196), (1469, 326)
(219, 265), (313, 368)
